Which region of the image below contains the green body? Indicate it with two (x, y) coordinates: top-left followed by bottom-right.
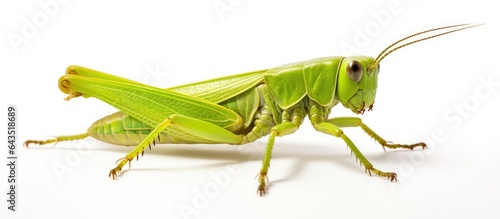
(84, 56), (377, 146)
(27, 24), (478, 195)
(50, 55), (404, 196)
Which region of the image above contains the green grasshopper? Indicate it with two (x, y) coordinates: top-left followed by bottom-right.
(25, 23), (481, 195)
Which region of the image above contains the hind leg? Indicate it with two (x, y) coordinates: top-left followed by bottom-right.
(24, 133), (89, 147)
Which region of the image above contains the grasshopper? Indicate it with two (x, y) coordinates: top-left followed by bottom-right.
(25, 24), (481, 195)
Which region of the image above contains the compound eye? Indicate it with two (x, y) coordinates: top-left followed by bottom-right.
(346, 60), (363, 83)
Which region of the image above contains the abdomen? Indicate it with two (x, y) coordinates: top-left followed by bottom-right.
(88, 112), (208, 145)
(88, 86), (268, 146)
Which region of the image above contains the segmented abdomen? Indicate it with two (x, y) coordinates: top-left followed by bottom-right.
(88, 111), (208, 145)
(88, 86), (272, 146)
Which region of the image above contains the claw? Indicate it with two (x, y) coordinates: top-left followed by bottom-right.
(365, 167), (398, 182)
(257, 184), (266, 196)
(108, 170), (116, 179)
(255, 172), (268, 196)
(108, 167), (121, 179)
(388, 173), (398, 182)
(420, 143), (428, 150)
(23, 140), (35, 147)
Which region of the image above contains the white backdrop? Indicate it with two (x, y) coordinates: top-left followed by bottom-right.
(1, 1), (499, 219)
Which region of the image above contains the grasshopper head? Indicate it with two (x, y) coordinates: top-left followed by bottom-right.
(337, 56), (378, 114)
(337, 23), (482, 115)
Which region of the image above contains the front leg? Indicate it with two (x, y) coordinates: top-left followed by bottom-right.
(308, 101), (413, 181)
(327, 117), (426, 151)
(313, 122), (398, 181)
